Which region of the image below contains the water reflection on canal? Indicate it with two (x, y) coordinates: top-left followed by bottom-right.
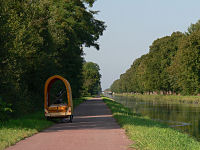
(112, 95), (200, 141)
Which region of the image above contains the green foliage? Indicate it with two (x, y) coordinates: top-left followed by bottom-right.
(170, 31), (200, 95)
(111, 20), (200, 96)
(82, 62), (101, 96)
(0, 98), (12, 122)
(188, 20), (200, 34)
(0, 0), (105, 120)
(103, 97), (200, 150)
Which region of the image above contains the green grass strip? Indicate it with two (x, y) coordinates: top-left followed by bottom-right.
(115, 93), (200, 103)
(0, 98), (85, 150)
(103, 97), (200, 150)
(0, 111), (53, 150)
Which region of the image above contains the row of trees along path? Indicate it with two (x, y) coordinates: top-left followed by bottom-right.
(0, 0), (106, 121)
(111, 20), (200, 96)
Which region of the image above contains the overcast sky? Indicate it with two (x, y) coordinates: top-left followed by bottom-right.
(84, 0), (200, 90)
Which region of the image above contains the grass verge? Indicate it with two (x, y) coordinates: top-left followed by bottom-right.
(0, 97), (85, 150)
(0, 111), (53, 150)
(103, 97), (200, 150)
(73, 97), (87, 108)
(115, 93), (200, 104)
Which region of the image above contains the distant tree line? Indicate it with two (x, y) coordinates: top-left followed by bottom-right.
(0, 0), (105, 121)
(111, 20), (200, 96)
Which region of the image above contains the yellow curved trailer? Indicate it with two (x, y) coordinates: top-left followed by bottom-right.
(44, 75), (73, 122)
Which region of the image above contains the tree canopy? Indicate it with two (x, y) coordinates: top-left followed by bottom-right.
(0, 0), (106, 120)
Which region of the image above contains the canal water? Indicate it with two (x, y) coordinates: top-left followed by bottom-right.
(112, 95), (200, 141)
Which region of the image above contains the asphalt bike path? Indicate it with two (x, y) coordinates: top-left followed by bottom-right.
(6, 98), (132, 150)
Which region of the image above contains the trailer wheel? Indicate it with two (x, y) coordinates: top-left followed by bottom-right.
(46, 117), (52, 121)
(69, 115), (73, 123)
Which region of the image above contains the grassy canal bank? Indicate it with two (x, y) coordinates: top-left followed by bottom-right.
(103, 97), (200, 150)
(114, 93), (200, 104)
(0, 98), (85, 150)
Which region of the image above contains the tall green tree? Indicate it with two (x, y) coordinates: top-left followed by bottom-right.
(170, 31), (200, 95)
(82, 62), (101, 96)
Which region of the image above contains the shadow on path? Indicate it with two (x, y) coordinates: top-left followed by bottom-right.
(44, 99), (120, 132)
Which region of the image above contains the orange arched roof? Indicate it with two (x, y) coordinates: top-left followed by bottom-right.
(44, 75), (73, 110)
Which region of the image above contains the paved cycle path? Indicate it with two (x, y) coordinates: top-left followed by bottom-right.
(7, 98), (132, 150)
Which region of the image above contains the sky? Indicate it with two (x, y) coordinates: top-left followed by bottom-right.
(84, 0), (200, 90)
